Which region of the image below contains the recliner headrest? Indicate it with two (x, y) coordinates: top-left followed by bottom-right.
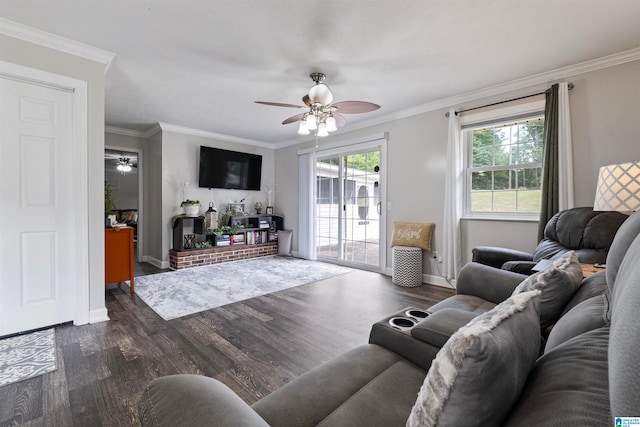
(544, 207), (627, 251)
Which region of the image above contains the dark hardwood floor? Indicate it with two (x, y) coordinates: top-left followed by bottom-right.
(0, 262), (454, 426)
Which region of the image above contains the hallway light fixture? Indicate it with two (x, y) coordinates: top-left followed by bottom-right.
(117, 157), (133, 174)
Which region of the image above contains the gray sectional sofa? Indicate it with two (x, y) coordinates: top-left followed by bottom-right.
(138, 212), (640, 426)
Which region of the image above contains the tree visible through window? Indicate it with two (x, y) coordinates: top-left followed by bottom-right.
(467, 118), (544, 214)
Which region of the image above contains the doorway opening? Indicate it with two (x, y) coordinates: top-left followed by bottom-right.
(105, 147), (143, 264)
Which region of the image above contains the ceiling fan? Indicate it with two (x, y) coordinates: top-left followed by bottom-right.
(116, 157), (137, 173)
(105, 153), (138, 173)
(256, 73), (380, 136)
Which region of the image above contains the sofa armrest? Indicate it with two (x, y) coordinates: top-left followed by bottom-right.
(368, 307), (442, 370)
(410, 309), (478, 347)
(138, 374), (269, 427)
(472, 246), (533, 269)
(456, 262), (527, 305)
(501, 260), (538, 275)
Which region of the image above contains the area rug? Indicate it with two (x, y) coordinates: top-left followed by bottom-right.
(0, 328), (57, 387)
(135, 256), (352, 320)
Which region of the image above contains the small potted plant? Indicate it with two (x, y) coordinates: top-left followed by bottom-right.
(181, 199), (201, 217)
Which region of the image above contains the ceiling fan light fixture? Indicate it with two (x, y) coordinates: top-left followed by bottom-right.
(306, 113), (317, 130)
(317, 122), (329, 137)
(308, 83), (333, 106)
(325, 115), (337, 132)
(255, 72), (380, 137)
(297, 120), (310, 135)
(117, 157), (133, 174)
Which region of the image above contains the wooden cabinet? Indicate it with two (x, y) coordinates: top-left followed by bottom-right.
(105, 227), (134, 294)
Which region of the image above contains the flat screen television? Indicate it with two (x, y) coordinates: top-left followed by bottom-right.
(198, 146), (262, 190)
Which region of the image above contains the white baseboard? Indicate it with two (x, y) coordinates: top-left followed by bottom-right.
(144, 255), (170, 269)
(89, 307), (110, 324)
(383, 267), (456, 289)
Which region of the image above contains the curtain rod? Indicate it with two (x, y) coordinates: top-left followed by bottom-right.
(445, 83), (574, 117)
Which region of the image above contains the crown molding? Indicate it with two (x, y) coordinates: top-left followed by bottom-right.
(0, 18), (115, 74)
(157, 122), (272, 148)
(105, 126), (148, 138)
(143, 123), (163, 139)
(276, 46), (640, 147)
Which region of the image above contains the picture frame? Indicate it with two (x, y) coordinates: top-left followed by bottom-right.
(228, 203), (245, 215)
(266, 206), (273, 214)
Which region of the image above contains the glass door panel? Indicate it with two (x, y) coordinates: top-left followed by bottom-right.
(316, 150), (381, 270)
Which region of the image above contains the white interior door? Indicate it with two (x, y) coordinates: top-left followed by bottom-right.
(0, 75), (76, 336)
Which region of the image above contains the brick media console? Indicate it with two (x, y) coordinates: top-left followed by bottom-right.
(169, 241), (277, 270)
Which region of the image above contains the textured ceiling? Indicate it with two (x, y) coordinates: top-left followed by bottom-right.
(2, 1), (639, 146)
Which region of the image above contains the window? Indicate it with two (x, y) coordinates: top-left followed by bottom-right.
(464, 116), (544, 217)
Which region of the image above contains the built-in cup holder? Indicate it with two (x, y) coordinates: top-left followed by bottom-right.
(388, 316), (417, 330)
(405, 309), (430, 320)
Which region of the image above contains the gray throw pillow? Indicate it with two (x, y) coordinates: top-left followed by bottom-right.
(512, 251), (583, 329)
(406, 290), (541, 427)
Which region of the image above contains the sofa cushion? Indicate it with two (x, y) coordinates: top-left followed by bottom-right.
(512, 251), (582, 328)
(252, 344), (425, 427)
(544, 292), (610, 352)
(606, 211), (640, 294)
(410, 309), (478, 348)
(609, 224), (640, 418)
(559, 270), (607, 317)
(426, 295), (496, 316)
(407, 290), (541, 427)
(505, 327), (610, 426)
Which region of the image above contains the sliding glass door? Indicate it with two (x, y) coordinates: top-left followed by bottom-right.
(316, 149), (382, 270)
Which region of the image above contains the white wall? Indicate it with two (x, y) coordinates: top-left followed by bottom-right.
(0, 33), (108, 320)
(152, 128), (275, 265)
(147, 131), (163, 263)
(275, 59), (640, 279)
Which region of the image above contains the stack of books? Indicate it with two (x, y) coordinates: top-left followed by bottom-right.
(216, 234), (231, 246)
(246, 230), (269, 245)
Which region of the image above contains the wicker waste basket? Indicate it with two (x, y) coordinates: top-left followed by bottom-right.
(392, 246), (423, 287)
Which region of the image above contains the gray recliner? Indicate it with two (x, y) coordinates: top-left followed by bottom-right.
(472, 206), (628, 274)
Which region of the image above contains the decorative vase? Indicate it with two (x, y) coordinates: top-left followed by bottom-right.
(184, 204), (200, 217)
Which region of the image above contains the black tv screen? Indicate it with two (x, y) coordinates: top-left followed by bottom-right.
(198, 146), (262, 190)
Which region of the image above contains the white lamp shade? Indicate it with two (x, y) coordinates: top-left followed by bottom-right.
(306, 113), (317, 130)
(325, 116), (337, 132)
(308, 83), (333, 106)
(594, 161), (640, 212)
(297, 120), (309, 135)
(317, 122), (329, 137)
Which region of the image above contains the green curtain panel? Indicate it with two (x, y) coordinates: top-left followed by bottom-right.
(538, 84), (559, 241)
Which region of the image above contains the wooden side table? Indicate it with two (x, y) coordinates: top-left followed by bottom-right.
(581, 263), (605, 278)
(105, 227), (135, 294)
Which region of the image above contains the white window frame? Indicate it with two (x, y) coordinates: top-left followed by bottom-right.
(460, 97), (545, 221)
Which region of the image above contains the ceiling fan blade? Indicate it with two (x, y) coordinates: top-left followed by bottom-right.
(333, 113), (346, 128)
(302, 95), (312, 106)
(282, 112), (306, 125)
(255, 101), (307, 109)
(332, 101), (380, 114)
